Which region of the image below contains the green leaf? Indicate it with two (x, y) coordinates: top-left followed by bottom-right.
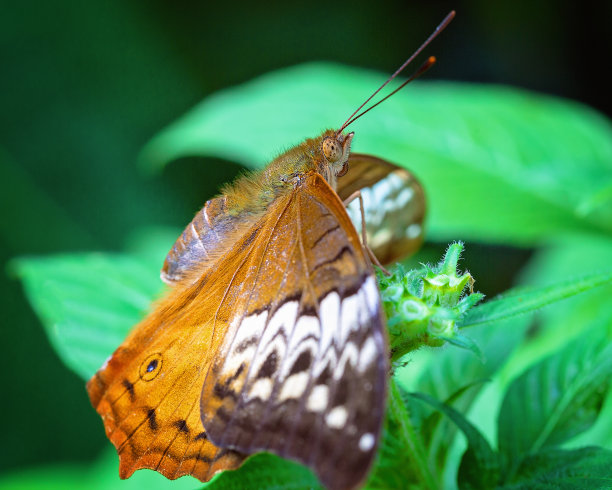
(460, 270), (612, 329)
(417, 379), (489, 476)
(438, 332), (484, 361)
(140, 63), (612, 243)
(503, 234), (612, 384)
(366, 379), (437, 489)
(410, 392), (500, 490)
(10, 253), (164, 380)
(500, 447), (612, 489)
(206, 453), (322, 489)
(0, 446), (199, 490)
(498, 331), (612, 480)
(396, 314), (529, 484)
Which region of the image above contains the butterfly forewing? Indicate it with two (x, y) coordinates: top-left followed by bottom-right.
(339, 153), (425, 265)
(200, 172), (388, 490)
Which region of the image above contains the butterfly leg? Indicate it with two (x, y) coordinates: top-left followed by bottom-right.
(343, 190), (391, 276)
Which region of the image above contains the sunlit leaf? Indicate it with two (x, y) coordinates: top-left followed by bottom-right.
(460, 270), (612, 328)
(11, 253), (164, 380)
(498, 331), (612, 480)
(206, 453), (321, 490)
(140, 63), (612, 243)
(410, 392), (500, 490)
(500, 447), (612, 489)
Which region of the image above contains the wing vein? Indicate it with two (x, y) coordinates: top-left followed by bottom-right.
(215, 191), (296, 446)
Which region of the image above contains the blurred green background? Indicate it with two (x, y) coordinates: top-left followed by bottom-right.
(1, 0), (611, 483)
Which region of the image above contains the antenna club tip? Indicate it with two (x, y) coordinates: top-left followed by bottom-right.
(428, 56), (437, 63)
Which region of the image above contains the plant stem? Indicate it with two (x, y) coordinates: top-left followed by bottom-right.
(389, 378), (439, 489)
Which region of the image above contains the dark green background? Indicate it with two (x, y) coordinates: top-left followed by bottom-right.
(1, 0), (610, 476)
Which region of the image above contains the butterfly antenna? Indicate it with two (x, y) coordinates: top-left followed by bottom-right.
(337, 10), (455, 134)
(342, 56), (436, 129)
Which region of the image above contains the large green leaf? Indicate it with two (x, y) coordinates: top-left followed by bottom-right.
(396, 315), (528, 487)
(402, 268), (612, 486)
(140, 63), (612, 243)
(504, 234), (612, 379)
(11, 253), (165, 380)
(500, 447), (612, 489)
(497, 330), (612, 480)
(10, 227), (178, 380)
(499, 234), (612, 450)
(366, 380), (437, 489)
(410, 392), (500, 490)
(206, 453), (321, 490)
(460, 270), (612, 328)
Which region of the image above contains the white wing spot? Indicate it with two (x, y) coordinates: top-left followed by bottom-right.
(278, 371), (309, 402)
(396, 187), (415, 207)
(250, 301), (298, 378)
(306, 385), (329, 412)
(223, 310), (269, 376)
(248, 377), (274, 401)
(339, 293), (359, 345)
(325, 406), (348, 429)
(362, 276), (379, 317)
(334, 341), (359, 380)
(319, 291), (340, 355)
(371, 228), (393, 248)
(262, 301), (298, 350)
(406, 223), (422, 239)
(358, 337), (378, 372)
(223, 344), (255, 378)
(282, 316), (319, 378)
(359, 433), (375, 451)
(346, 200), (361, 227)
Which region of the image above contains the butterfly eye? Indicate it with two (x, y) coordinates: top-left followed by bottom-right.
(322, 137), (343, 163)
(139, 353), (163, 381)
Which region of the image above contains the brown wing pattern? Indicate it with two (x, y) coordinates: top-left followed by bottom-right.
(200, 172), (388, 490)
(87, 172), (387, 490)
(161, 195), (262, 285)
(86, 290), (245, 481)
(338, 153), (426, 264)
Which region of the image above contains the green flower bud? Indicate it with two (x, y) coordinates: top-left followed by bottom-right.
(378, 242), (485, 364)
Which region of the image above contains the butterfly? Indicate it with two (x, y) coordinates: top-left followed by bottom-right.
(86, 12), (454, 490)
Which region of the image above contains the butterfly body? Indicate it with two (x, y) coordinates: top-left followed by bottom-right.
(161, 129), (353, 285)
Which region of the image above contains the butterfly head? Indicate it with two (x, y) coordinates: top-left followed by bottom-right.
(320, 130), (354, 183)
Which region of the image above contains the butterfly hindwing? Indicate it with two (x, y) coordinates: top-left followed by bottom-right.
(161, 194), (264, 285)
(86, 300), (245, 481)
(200, 172), (388, 490)
(340, 153), (426, 264)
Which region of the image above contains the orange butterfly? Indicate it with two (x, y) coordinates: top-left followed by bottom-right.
(87, 12), (453, 490)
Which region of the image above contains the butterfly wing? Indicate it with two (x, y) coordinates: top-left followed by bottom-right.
(161, 195), (261, 285)
(161, 153), (424, 285)
(338, 153), (426, 264)
(87, 171), (386, 490)
(200, 172), (388, 490)
(86, 287), (246, 481)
